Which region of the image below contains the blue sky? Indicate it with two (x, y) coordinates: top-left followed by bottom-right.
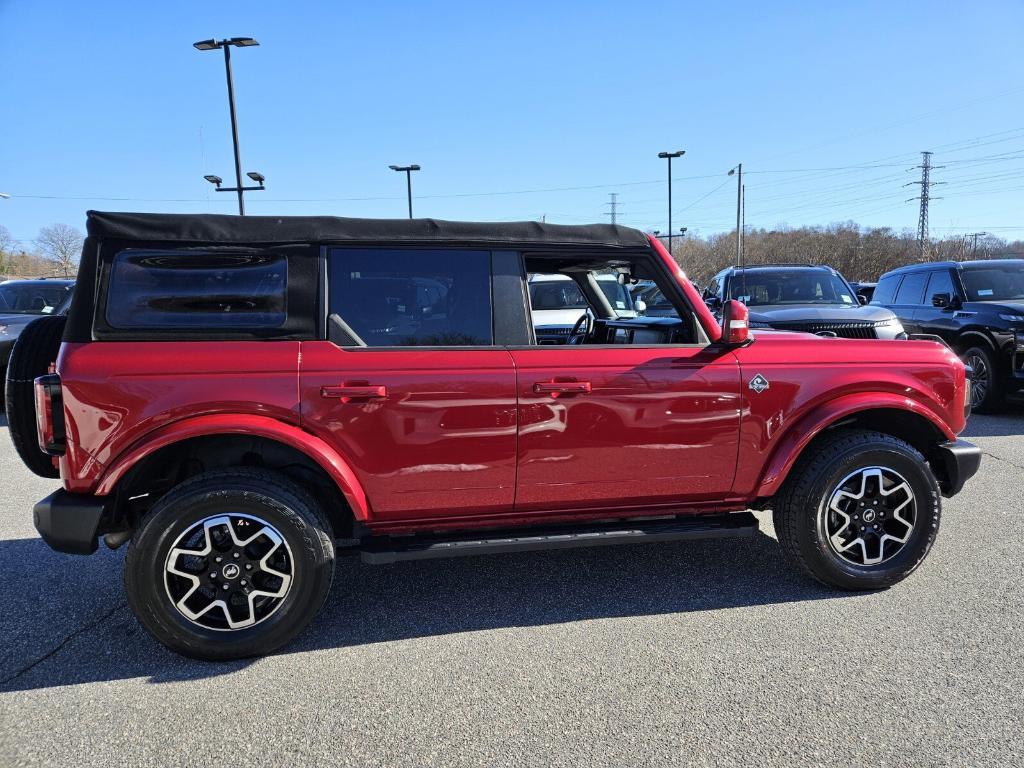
(2, 0), (1023, 248)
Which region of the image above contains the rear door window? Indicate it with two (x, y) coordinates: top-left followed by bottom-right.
(871, 274), (901, 305)
(894, 272), (928, 305)
(328, 248), (493, 347)
(105, 250), (287, 329)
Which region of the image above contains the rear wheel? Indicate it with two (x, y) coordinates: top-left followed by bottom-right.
(773, 430), (940, 590)
(125, 468), (335, 660)
(962, 344), (1005, 414)
(4, 315), (66, 478)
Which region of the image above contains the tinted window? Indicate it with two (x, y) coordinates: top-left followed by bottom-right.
(0, 282), (72, 314)
(726, 270), (856, 306)
(925, 270), (956, 302)
(329, 248), (492, 347)
(960, 265), (1024, 301)
(871, 274), (901, 305)
(106, 250), (287, 329)
(894, 272), (928, 305)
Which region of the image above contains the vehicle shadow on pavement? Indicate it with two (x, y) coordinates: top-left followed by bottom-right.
(960, 403), (1024, 438)
(1, 527), (859, 692)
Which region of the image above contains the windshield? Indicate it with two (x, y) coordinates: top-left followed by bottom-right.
(636, 284), (674, 309)
(960, 266), (1024, 302)
(597, 279), (633, 313)
(0, 282), (72, 315)
(727, 270), (856, 306)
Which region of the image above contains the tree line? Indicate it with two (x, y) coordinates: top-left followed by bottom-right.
(668, 223), (1024, 285)
(0, 223), (83, 279)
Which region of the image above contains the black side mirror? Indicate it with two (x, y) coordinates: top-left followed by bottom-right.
(932, 292), (951, 308)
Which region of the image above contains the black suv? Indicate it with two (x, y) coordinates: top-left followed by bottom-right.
(703, 264), (906, 339)
(872, 259), (1024, 412)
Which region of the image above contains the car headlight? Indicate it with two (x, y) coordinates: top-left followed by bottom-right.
(998, 313), (1024, 323)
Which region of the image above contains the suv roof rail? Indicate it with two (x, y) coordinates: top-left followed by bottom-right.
(730, 262), (822, 269)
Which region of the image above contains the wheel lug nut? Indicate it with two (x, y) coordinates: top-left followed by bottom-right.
(222, 584), (230, 590)
(233, 552), (240, 559)
(215, 557), (222, 563)
(240, 580), (247, 586)
(245, 564), (253, 570)
(210, 572), (217, 579)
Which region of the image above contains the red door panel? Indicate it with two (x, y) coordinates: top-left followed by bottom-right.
(299, 341), (517, 521)
(511, 346), (742, 512)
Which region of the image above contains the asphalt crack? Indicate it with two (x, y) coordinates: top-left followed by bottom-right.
(981, 450), (1024, 472)
(0, 601), (127, 689)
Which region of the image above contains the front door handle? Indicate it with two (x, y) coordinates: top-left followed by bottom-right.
(321, 384), (387, 402)
(533, 380), (592, 396)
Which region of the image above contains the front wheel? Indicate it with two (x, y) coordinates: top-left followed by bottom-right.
(963, 345), (1005, 414)
(773, 430), (940, 590)
(125, 469), (335, 660)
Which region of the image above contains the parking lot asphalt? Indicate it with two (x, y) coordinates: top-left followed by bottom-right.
(1, 408), (1022, 767)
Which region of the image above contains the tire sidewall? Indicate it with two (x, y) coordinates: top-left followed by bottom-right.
(799, 444), (940, 589)
(127, 480), (333, 659)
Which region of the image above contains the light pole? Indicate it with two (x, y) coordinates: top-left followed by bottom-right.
(389, 165), (421, 218)
(657, 150), (685, 253)
(194, 37), (264, 215)
(728, 164), (743, 266)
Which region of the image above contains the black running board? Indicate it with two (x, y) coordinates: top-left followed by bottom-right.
(357, 512), (758, 564)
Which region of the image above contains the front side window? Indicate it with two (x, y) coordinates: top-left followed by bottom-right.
(329, 248), (492, 347)
(925, 270), (956, 302)
(894, 272), (928, 305)
(106, 250), (287, 329)
(960, 265), (1024, 302)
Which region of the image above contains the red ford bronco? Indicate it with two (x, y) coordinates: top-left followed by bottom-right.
(5, 212), (980, 660)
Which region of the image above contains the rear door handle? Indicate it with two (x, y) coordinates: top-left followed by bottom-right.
(320, 384), (387, 401)
(533, 380), (592, 395)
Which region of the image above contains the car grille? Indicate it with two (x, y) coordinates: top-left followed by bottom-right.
(770, 321), (878, 339)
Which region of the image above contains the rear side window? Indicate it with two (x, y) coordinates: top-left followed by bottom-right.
(328, 248), (492, 347)
(894, 272), (928, 305)
(871, 274), (901, 305)
(106, 250), (287, 329)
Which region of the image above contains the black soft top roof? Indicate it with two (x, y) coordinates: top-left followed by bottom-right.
(86, 211), (650, 249)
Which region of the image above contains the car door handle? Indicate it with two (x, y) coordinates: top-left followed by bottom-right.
(320, 384), (387, 401)
(533, 380), (592, 395)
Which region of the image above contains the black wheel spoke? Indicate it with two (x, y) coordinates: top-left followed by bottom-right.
(823, 466), (916, 567)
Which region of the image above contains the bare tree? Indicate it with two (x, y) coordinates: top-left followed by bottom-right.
(35, 223), (84, 277)
(0, 223), (13, 255)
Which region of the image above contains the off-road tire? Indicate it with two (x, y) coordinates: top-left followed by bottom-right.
(773, 429), (941, 590)
(4, 315), (66, 478)
(125, 468), (335, 660)
(962, 344), (1005, 414)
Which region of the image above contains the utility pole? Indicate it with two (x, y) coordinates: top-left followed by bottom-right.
(741, 183), (746, 264)
(605, 192), (620, 224)
(905, 151), (945, 259)
(968, 231), (988, 256)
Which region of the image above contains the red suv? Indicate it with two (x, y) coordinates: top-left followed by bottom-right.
(5, 212), (980, 660)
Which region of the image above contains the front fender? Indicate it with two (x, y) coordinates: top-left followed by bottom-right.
(754, 393), (956, 498)
(94, 413), (371, 521)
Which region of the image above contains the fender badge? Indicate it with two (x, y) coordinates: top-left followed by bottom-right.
(749, 374), (770, 393)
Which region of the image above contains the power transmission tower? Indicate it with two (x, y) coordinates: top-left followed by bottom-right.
(905, 151), (945, 259)
(604, 193), (620, 224)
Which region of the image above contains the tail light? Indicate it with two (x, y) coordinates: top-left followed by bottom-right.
(34, 373), (66, 456)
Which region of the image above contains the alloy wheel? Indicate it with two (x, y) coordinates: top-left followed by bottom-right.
(164, 514), (293, 631)
(965, 353), (989, 409)
(821, 466), (916, 566)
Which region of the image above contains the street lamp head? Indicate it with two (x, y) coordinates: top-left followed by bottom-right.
(246, 171), (266, 184)
(679, 227), (687, 234)
(193, 39), (221, 51)
(390, 164), (421, 172)
(203, 174), (223, 187)
(728, 168), (736, 176)
(229, 37), (259, 47)
(0, 192), (10, 199)
(658, 151), (685, 159)
(651, 230), (660, 236)
(389, 165), (401, 171)
(409, 164), (421, 171)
